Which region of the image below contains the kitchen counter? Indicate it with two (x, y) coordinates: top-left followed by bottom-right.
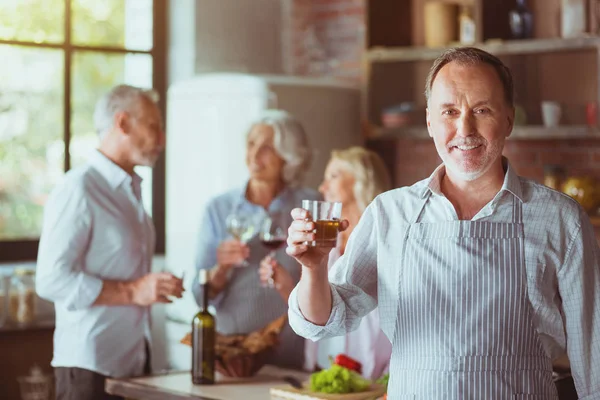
(106, 365), (310, 400)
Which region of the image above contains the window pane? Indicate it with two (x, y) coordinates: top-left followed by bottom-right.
(72, 0), (153, 51)
(0, 46), (64, 240)
(70, 51), (153, 214)
(0, 0), (65, 43)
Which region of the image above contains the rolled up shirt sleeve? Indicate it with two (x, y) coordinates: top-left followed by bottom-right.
(288, 201), (379, 341)
(558, 208), (600, 399)
(36, 183), (103, 311)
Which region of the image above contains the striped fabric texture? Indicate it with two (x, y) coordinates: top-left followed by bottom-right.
(289, 161), (600, 399)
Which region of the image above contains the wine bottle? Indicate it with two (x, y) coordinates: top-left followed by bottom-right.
(192, 270), (215, 384)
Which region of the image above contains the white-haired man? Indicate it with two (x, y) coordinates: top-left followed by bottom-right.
(36, 84), (183, 400)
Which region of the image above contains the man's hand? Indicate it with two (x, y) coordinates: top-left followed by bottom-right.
(130, 272), (184, 306)
(216, 240), (249, 268)
(286, 208), (348, 270)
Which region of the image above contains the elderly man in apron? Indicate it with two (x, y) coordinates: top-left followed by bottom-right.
(286, 47), (600, 399)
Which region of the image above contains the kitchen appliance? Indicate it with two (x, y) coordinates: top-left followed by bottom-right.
(155, 73), (360, 371)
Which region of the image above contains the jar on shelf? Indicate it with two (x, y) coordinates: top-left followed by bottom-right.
(10, 268), (36, 325)
(424, 1), (458, 48)
(18, 365), (52, 400)
(543, 165), (566, 191)
(561, 0), (586, 38)
(0, 274), (10, 327)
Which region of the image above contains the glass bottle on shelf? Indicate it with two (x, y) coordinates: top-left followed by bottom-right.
(459, 6), (476, 45)
(10, 268), (36, 325)
(509, 0), (534, 39)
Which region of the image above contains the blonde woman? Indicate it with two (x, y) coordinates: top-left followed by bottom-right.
(259, 146), (392, 379)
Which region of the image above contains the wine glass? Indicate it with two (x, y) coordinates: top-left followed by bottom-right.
(259, 214), (287, 288)
(225, 213), (256, 266)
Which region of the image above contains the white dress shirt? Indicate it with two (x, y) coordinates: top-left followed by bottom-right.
(36, 151), (155, 378)
(289, 160), (600, 398)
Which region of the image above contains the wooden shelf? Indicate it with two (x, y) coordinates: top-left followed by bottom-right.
(366, 37), (600, 63)
(511, 125), (600, 140)
(590, 215), (600, 228)
(367, 125), (600, 141)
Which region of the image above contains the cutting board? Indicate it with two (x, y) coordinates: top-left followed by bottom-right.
(270, 383), (385, 400)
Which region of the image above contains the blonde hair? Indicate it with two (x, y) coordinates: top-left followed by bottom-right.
(330, 146), (391, 212)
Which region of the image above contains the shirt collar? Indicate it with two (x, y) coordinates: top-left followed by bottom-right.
(90, 150), (141, 190)
(421, 157), (524, 203)
(237, 180), (293, 212)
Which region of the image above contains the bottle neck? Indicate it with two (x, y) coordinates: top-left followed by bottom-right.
(200, 283), (209, 312)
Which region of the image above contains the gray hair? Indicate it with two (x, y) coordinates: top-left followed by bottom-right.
(250, 109), (312, 188)
(425, 47), (514, 107)
(93, 84), (159, 138)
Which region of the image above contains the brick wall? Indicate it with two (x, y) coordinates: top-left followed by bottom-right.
(290, 0), (365, 80)
(392, 138), (600, 189)
(291, 1), (600, 199)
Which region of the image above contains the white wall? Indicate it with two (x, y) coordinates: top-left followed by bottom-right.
(169, 0), (292, 86)
(194, 0), (285, 74)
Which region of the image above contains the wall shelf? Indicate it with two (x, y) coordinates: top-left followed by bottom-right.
(366, 37), (600, 63)
(367, 125), (600, 141)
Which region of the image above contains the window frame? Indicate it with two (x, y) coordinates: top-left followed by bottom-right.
(0, 0), (167, 262)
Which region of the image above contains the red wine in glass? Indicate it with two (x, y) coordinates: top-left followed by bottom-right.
(261, 238), (286, 251)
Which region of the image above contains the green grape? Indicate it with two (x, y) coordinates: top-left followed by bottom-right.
(376, 373), (389, 389)
(310, 364), (371, 394)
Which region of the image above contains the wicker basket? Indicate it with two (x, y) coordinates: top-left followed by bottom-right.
(181, 314), (287, 378)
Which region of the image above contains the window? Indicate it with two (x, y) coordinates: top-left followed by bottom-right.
(0, 0), (167, 261)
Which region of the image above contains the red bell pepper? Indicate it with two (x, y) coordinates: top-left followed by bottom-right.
(333, 354), (362, 374)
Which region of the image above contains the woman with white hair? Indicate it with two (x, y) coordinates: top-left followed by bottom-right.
(191, 109), (319, 371)
(259, 146), (393, 379)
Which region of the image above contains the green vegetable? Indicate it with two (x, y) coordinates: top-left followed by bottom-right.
(310, 364), (372, 394)
(376, 373), (389, 389)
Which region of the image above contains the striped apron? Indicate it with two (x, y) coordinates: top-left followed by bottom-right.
(387, 194), (558, 399)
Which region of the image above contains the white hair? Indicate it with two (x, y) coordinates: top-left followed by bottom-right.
(93, 84), (159, 138)
(250, 109), (312, 188)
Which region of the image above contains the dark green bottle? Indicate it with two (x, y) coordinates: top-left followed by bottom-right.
(192, 270), (215, 384)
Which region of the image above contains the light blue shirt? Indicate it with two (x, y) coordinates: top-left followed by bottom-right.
(36, 151), (154, 378)
(192, 183), (320, 369)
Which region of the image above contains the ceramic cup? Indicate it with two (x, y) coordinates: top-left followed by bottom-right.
(541, 101), (561, 128)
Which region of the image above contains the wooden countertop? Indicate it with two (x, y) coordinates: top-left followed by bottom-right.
(106, 365), (310, 400)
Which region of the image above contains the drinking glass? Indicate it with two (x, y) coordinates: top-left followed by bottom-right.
(259, 214), (287, 288)
(301, 200), (342, 247)
(225, 213), (257, 266)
